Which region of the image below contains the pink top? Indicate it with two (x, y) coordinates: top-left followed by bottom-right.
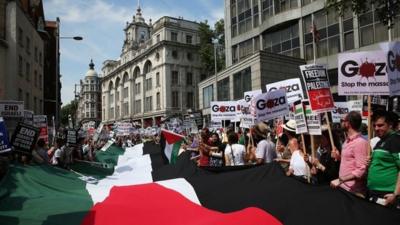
(339, 133), (368, 195)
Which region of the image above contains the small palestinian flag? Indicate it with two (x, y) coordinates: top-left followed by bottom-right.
(161, 129), (185, 164)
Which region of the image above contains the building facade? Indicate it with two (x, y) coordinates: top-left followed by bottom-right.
(76, 60), (102, 125)
(0, 0), (46, 114)
(224, 0), (400, 90)
(101, 6), (203, 127)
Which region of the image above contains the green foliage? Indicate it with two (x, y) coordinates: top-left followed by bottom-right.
(326, 0), (399, 28)
(60, 100), (78, 127)
(198, 19), (226, 77)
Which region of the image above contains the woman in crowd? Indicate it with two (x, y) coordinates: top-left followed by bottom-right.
(208, 132), (225, 167)
(224, 132), (246, 166)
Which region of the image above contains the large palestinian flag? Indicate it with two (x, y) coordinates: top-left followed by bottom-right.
(0, 143), (399, 225)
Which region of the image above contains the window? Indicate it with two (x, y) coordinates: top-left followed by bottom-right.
(156, 34), (160, 42)
(217, 77), (230, 101)
(25, 92), (30, 109)
(253, 0), (259, 28)
(91, 112), (95, 118)
(233, 67), (251, 99)
(34, 71), (37, 87)
(156, 72), (160, 87)
(109, 107), (114, 118)
(172, 91), (179, 108)
(203, 85), (213, 108)
(123, 87), (129, 98)
(263, 22), (300, 58)
(18, 56), (23, 76)
(359, 5), (388, 47)
(186, 92), (194, 108)
(86, 103), (89, 109)
(186, 72), (193, 85)
(172, 71), (179, 85)
(156, 92), (161, 109)
(187, 52), (193, 61)
(171, 31), (178, 42)
(34, 47), (38, 62)
(145, 78), (152, 91)
(116, 106), (120, 118)
(262, 0), (273, 22)
(238, 38), (253, 59)
(109, 94), (114, 105)
(172, 50), (178, 59)
(186, 35), (192, 44)
(91, 93), (95, 100)
(39, 52), (42, 66)
(25, 62), (30, 81)
(18, 27), (23, 46)
(25, 37), (30, 54)
(86, 112), (90, 118)
(135, 83), (141, 94)
(134, 100), (141, 114)
(123, 102), (129, 116)
(145, 96), (153, 112)
(18, 89), (23, 101)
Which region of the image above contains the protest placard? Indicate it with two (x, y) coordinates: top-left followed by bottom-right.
(266, 78), (304, 103)
(251, 89), (289, 122)
(300, 64), (335, 113)
(294, 100), (308, 134)
(304, 100), (321, 135)
(0, 101), (24, 118)
(10, 122), (39, 153)
(210, 101), (238, 121)
(0, 117), (11, 154)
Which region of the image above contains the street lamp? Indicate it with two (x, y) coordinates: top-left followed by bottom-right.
(60, 36), (83, 41)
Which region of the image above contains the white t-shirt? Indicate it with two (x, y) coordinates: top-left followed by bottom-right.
(51, 147), (64, 165)
(255, 139), (276, 163)
(289, 150), (308, 176)
(370, 136), (380, 150)
(224, 144), (246, 166)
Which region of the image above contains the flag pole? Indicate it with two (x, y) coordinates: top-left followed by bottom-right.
(325, 112), (335, 151)
(367, 96), (372, 157)
(312, 14), (317, 65)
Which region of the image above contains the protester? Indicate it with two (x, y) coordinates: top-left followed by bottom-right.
(198, 128), (212, 166)
(224, 132), (246, 166)
(208, 133), (224, 167)
(330, 111), (369, 197)
(286, 138), (308, 181)
(50, 138), (66, 167)
(367, 110), (400, 208)
(253, 122), (276, 164)
(31, 139), (49, 164)
(274, 135), (291, 172)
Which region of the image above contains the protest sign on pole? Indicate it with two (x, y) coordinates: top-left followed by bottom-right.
(23, 110), (34, 125)
(33, 115), (48, 144)
(66, 129), (78, 146)
(304, 100), (321, 135)
(294, 100), (308, 134)
(382, 41), (400, 95)
(300, 64), (335, 113)
(0, 101), (24, 118)
(251, 89), (289, 122)
(0, 117), (11, 154)
(210, 101), (238, 121)
(244, 90), (262, 103)
(338, 51), (390, 95)
(266, 78), (304, 103)
(237, 99), (255, 128)
(10, 122), (39, 154)
(331, 102), (349, 123)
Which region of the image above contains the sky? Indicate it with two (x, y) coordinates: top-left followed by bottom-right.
(43, 0), (225, 105)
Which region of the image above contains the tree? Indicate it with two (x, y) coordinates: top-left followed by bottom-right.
(198, 19), (226, 77)
(60, 100), (78, 127)
(327, 0), (399, 28)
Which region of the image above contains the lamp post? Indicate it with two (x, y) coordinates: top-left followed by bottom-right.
(212, 38), (219, 101)
(55, 17), (82, 130)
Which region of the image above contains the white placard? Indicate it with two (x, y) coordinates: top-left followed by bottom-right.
(381, 42), (400, 95)
(331, 102), (349, 123)
(210, 101), (238, 121)
(244, 90), (262, 103)
(251, 89), (289, 122)
(338, 51), (390, 95)
(266, 78), (304, 103)
(294, 101), (308, 134)
(304, 101), (321, 135)
(0, 101), (24, 118)
(348, 100), (362, 113)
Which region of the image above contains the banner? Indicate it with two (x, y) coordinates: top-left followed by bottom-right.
(251, 89), (289, 122)
(66, 129), (78, 146)
(23, 110), (34, 125)
(338, 51), (390, 95)
(115, 122), (133, 136)
(237, 99), (255, 128)
(382, 42), (400, 95)
(210, 101), (238, 121)
(0, 101), (24, 118)
(331, 102), (349, 123)
(300, 64), (335, 113)
(33, 115), (48, 144)
(266, 78), (304, 103)
(294, 100), (308, 134)
(304, 101), (321, 135)
(0, 117), (11, 154)
(10, 122), (39, 153)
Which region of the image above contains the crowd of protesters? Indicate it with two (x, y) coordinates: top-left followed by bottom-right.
(0, 109), (398, 210)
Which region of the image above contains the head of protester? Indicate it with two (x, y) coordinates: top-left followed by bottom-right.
(282, 119), (297, 140)
(253, 122), (276, 164)
(224, 131), (246, 166)
(368, 109), (400, 208)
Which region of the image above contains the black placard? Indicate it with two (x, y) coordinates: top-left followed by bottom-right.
(11, 122), (39, 153)
(66, 129), (77, 146)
